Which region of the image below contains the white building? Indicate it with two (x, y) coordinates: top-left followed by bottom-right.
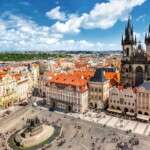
(108, 86), (136, 116)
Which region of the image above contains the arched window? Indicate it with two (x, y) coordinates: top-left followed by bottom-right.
(126, 68), (129, 72)
(111, 105), (115, 109)
(130, 109), (134, 113)
(117, 107), (121, 110)
(129, 65), (132, 72)
(124, 107), (128, 113)
(135, 66), (144, 86)
(95, 103), (97, 109)
(126, 48), (129, 56)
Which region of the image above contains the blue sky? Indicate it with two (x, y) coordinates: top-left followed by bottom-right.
(0, 0), (149, 51)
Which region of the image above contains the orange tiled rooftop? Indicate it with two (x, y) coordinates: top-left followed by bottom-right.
(47, 70), (94, 91)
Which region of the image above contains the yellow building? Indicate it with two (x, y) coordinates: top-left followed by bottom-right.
(0, 63), (39, 109)
(0, 74), (18, 108)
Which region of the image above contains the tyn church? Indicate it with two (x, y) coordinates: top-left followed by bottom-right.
(121, 18), (150, 87)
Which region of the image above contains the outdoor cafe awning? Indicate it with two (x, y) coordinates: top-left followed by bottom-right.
(126, 112), (135, 116)
(107, 108), (122, 114)
(137, 114), (149, 121)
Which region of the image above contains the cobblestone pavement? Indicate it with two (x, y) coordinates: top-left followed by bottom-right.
(0, 105), (150, 150)
(67, 111), (150, 137)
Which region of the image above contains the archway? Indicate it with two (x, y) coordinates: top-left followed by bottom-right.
(117, 107), (121, 110)
(130, 109), (134, 113)
(129, 65), (132, 72)
(89, 103), (93, 109)
(67, 105), (72, 112)
(52, 101), (56, 109)
(111, 105), (115, 109)
(124, 107), (128, 113)
(138, 111), (142, 114)
(135, 66), (144, 86)
(144, 112), (149, 116)
(8, 101), (12, 107)
(43, 92), (46, 98)
(95, 103), (97, 109)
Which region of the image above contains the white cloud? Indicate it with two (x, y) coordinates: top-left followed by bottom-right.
(0, 14), (63, 51)
(0, 0), (146, 52)
(0, 13), (120, 51)
(0, 13), (117, 51)
(51, 0), (146, 33)
(46, 6), (66, 21)
(0, 22), (6, 31)
(42, 40), (120, 51)
(51, 15), (84, 34)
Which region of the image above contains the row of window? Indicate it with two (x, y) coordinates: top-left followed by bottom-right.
(90, 95), (101, 100)
(48, 95), (80, 103)
(90, 88), (101, 92)
(110, 100), (134, 106)
(137, 93), (150, 97)
(111, 93), (133, 98)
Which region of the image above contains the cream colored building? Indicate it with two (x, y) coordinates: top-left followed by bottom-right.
(0, 74), (18, 108)
(39, 71), (90, 113)
(108, 86), (136, 116)
(16, 75), (30, 101)
(45, 83), (88, 113)
(30, 63), (39, 88)
(136, 82), (150, 121)
(0, 63), (39, 109)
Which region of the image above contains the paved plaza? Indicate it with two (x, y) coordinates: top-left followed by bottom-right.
(66, 111), (150, 137)
(1, 105), (150, 150)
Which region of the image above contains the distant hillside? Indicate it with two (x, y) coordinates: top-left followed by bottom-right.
(0, 53), (71, 61)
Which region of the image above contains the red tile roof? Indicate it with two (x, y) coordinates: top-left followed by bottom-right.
(47, 70), (94, 92)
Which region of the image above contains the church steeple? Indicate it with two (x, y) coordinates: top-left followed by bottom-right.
(134, 35), (137, 44)
(122, 17), (136, 45)
(145, 24), (150, 45)
(127, 17), (132, 32)
(121, 35), (124, 45)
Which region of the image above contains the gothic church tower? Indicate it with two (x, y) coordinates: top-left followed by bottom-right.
(121, 18), (149, 87)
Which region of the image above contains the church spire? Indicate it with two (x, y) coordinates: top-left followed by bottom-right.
(145, 33), (147, 42)
(122, 17), (135, 45)
(134, 35), (137, 44)
(121, 35), (124, 45)
(127, 17), (132, 31)
(145, 25), (150, 45)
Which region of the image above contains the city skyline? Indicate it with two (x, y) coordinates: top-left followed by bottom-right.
(0, 0), (149, 51)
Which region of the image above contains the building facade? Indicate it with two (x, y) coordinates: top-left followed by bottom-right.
(136, 82), (150, 121)
(0, 74), (17, 108)
(88, 68), (109, 109)
(121, 18), (150, 87)
(46, 82), (88, 113)
(40, 70), (94, 113)
(0, 63), (39, 108)
(108, 82), (150, 121)
(108, 86), (136, 116)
